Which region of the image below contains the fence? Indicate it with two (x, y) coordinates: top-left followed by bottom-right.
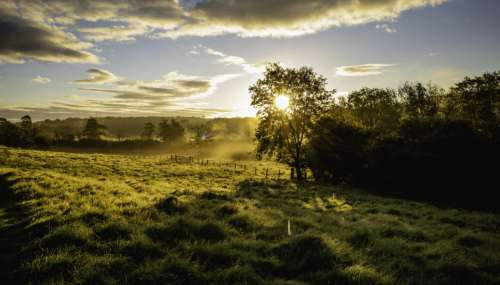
(164, 154), (296, 180)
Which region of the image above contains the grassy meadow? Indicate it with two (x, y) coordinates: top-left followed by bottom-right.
(1, 146), (500, 285)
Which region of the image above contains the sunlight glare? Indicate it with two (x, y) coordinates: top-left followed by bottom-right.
(275, 95), (289, 110)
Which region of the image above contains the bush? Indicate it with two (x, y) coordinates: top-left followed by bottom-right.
(308, 116), (368, 184)
(309, 116), (500, 210)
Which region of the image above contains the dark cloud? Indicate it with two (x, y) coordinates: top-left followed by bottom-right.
(0, 12), (98, 64)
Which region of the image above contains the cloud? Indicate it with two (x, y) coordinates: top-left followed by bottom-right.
(0, 9), (99, 64)
(195, 45), (265, 74)
(163, 0), (448, 38)
(73, 69), (119, 84)
(336, 64), (397, 76)
(32, 76), (51, 84)
(0, 0), (449, 54)
(80, 71), (240, 101)
(376, 23), (397, 33)
(78, 24), (150, 42)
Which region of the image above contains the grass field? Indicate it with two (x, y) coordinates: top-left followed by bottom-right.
(1, 146), (499, 285)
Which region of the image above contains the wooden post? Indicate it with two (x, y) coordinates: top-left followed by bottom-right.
(234, 163), (237, 170)
(278, 170), (281, 180)
(255, 167), (257, 175)
(290, 168), (295, 180)
(265, 168), (269, 179)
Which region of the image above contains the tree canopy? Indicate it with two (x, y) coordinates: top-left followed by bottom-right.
(250, 63), (335, 179)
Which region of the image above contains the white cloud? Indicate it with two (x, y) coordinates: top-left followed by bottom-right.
(376, 23), (397, 33)
(31, 76), (51, 84)
(196, 45), (265, 74)
(336, 64), (397, 76)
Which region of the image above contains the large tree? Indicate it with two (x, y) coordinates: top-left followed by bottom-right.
(250, 63), (335, 180)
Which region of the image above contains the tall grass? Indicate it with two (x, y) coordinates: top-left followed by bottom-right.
(0, 147), (499, 284)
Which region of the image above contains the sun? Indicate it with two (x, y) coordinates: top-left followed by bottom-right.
(275, 95), (289, 110)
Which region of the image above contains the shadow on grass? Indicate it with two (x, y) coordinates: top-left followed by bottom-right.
(0, 172), (51, 284)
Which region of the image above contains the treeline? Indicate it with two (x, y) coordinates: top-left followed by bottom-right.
(0, 116), (257, 150)
(309, 72), (500, 209)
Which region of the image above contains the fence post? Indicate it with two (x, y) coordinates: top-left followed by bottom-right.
(278, 170), (281, 180)
(265, 168), (269, 179)
(290, 168), (295, 180)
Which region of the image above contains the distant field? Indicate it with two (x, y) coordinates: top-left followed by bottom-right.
(1, 147), (499, 285)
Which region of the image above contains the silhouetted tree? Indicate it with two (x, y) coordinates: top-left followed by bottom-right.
(344, 88), (401, 131)
(398, 82), (442, 119)
(449, 71), (500, 133)
(82, 118), (106, 140)
(250, 63), (335, 180)
(141, 122), (155, 140)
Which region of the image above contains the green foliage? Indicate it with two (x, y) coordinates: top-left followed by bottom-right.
(344, 88), (401, 130)
(398, 82), (442, 119)
(449, 71), (500, 133)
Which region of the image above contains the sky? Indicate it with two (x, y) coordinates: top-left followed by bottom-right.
(0, 0), (499, 121)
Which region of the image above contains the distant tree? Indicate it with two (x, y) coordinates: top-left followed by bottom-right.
(54, 126), (72, 141)
(0, 118), (23, 146)
(158, 120), (170, 141)
(21, 115), (32, 131)
(344, 88), (401, 131)
(398, 82), (442, 119)
(141, 122), (155, 140)
(20, 115), (36, 144)
(250, 63), (335, 180)
(169, 119), (185, 142)
(158, 119), (185, 142)
(82, 118), (106, 140)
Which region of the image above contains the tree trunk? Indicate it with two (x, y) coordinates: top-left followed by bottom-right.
(294, 162), (303, 180)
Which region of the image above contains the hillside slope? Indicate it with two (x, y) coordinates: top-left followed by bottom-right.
(1, 147), (499, 284)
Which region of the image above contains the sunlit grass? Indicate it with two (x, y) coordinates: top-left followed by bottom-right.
(1, 147), (499, 284)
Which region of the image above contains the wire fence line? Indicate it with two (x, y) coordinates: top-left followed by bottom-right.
(156, 153), (294, 180)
